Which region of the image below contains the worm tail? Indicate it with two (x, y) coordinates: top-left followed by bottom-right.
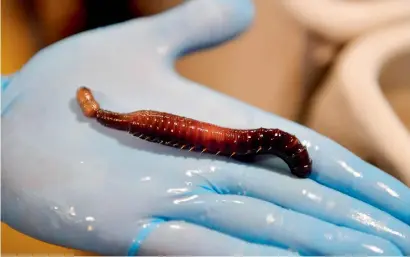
(76, 86), (100, 118)
(76, 87), (134, 132)
(286, 143), (312, 178)
(273, 130), (312, 178)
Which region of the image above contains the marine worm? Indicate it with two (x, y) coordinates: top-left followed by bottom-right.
(76, 87), (312, 178)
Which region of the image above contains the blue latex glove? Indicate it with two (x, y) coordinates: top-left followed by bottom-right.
(2, 0), (410, 255)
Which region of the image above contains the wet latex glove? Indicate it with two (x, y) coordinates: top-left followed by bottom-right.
(2, 0), (410, 256)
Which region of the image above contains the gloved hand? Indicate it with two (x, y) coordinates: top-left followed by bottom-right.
(2, 0), (410, 255)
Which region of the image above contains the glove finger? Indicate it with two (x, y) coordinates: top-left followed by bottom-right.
(161, 193), (403, 256)
(236, 107), (410, 225)
(196, 163), (410, 255)
(120, 0), (254, 58)
(134, 219), (298, 256)
(156, 0), (254, 56)
(308, 141), (410, 226)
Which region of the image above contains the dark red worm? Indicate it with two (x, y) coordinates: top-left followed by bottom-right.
(76, 87), (312, 178)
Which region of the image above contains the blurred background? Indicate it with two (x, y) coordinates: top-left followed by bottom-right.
(2, 0), (410, 255)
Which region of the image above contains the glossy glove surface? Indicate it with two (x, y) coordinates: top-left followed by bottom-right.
(2, 0), (410, 255)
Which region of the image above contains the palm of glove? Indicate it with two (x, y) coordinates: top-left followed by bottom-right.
(2, 0), (410, 256)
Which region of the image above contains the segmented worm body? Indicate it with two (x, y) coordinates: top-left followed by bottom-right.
(76, 87), (312, 178)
